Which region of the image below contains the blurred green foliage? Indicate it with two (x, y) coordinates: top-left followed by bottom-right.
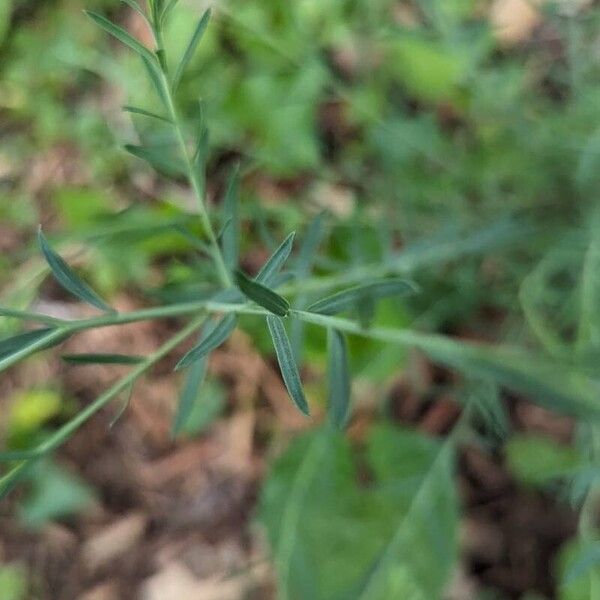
(0, 563), (28, 600)
(7, 389), (63, 447)
(18, 459), (95, 529)
(259, 424), (457, 599)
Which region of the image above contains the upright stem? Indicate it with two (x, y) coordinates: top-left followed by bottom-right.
(153, 20), (232, 288)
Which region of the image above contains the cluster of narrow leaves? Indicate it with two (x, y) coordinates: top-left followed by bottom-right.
(5, 208), (418, 439)
(174, 191), (417, 424)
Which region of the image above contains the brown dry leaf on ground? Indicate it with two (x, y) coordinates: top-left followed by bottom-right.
(82, 512), (148, 573)
(25, 145), (88, 200)
(142, 559), (271, 600)
(490, 0), (543, 45)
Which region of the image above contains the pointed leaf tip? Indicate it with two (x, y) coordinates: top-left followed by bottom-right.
(172, 8), (211, 90)
(38, 228), (113, 313)
(256, 231), (296, 286)
(308, 278), (417, 316)
(267, 315), (309, 416)
(85, 11), (157, 64)
(175, 315), (237, 370)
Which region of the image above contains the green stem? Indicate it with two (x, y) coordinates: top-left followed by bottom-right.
(152, 17), (231, 288)
(44, 314), (206, 453)
(164, 75), (230, 285)
(0, 315), (207, 498)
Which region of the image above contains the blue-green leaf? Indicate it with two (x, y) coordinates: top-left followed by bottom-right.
(38, 229), (113, 313)
(222, 165), (240, 271)
(172, 9), (211, 90)
(120, 0), (148, 22)
(61, 354), (143, 365)
(175, 315), (236, 370)
(266, 316), (309, 415)
(0, 307), (63, 326)
(0, 328), (69, 372)
(256, 232), (295, 286)
(160, 0), (181, 24)
(0, 328), (55, 358)
(124, 144), (184, 176)
(85, 11), (157, 64)
(123, 105), (172, 123)
(269, 272), (296, 289)
(308, 278), (417, 315)
(235, 270), (289, 317)
(292, 213), (327, 361)
(141, 56), (169, 107)
(172, 353), (207, 436)
(295, 212), (326, 278)
(327, 329), (351, 429)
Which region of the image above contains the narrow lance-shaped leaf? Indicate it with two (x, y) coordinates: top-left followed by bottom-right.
(268, 271), (296, 290)
(0, 307), (63, 326)
(0, 328), (62, 361)
(124, 144), (184, 176)
(308, 278), (418, 316)
(210, 287), (245, 304)
(193, 123), (209, 186)
(160, 0), (181, 24)
(255, 202), (277, 251)
(192, 100), (208, 168)
(295, 212), (326, 278)
(235, 270), (289, 317)
(256, 232), (295, 286)
(172, 9), (211, 90)
(123, 105), (172, 123)
(174, 224), (211, 255)
(292, 212), (326, 362)
(120, 0), (148, 22)
(267, 316), (309, 416)
(175, 315), (237, 370)
(85, 11), (157, 64)
(222, 165), (240, 271)
(61, 354), (143, 365)
(142, 56), (169, 108)
(38, 229), (113, 313)
(173, 352), (207, 436)
(0, 328), (71, 374)
(415, 334), (600, 419)
(327, 329), (351, 429)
